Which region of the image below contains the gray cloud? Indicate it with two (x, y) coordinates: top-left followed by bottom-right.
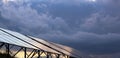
(0, 0), (70, 35)
(80, 12), (120, 34)
(0, 0), (120, 56)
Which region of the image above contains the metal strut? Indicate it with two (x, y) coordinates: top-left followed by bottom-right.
(13, 47), (23, 57)
(5, 44), (10, 57)
(0, 29), (76, 58)
(0, 43), (5, 49)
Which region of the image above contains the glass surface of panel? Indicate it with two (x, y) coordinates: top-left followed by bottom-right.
(0, 28), (60, 54)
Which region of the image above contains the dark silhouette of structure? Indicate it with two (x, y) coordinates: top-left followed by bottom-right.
(0, 53), (14, 58)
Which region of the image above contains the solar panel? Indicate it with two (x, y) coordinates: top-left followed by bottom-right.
(30, 36), (81, 57)
(0, 30), (37, 49)
(0, 28), (60, 54)
(0, 28), (81, 58)
(51, 42), (82, 57)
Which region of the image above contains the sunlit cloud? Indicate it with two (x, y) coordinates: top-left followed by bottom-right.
(90, 0), (96, 2)
(2, 0), (15, 3)
(2, 0), (30, 4)
(87, 0), (97, 2)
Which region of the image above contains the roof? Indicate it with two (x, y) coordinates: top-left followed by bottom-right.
(0, 28), (82, 58)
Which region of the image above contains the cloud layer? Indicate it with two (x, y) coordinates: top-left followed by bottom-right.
(0, 0), (120, 56)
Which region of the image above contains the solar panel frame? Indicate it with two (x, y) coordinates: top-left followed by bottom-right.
(30, 36), (82, 58)
(0, 30), (37, 49)
(0, 28), (82, 58)
(0, 28), (61, 54)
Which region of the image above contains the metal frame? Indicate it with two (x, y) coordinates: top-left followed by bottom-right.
(0, 42), (72, 58)
(0, 28), (78, 58)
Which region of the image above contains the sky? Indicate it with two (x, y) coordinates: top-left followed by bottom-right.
(0, 0), (120, 57)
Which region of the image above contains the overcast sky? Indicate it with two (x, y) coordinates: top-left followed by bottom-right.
(0, 0), (120, 57)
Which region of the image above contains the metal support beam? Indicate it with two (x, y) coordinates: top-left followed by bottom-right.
(66, 55), (69, 58)
(0, 43), (5, 49)
(13, 47), (23, 57)
(47, 53), (49, 58)
(57, 54), (60, 58)
(9, 45), (14, 55)
(49, 53), (52, 58)
(47, 52), (52, 58)
(27, 49), (35, 58)
(0, 42), (71, 58)
(5, 44), (10, 58)
(31, 50), (37, 58)
(39, 51), (44, 58)
(24, 48), (27, 58)
(37, 50), (40, 58)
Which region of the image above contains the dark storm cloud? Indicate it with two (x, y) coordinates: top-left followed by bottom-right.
(0, 0), (120, 55)
(80, 13), (120, 34)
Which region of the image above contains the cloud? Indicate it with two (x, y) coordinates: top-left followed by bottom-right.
(0, 0), (69, 35)
(80, 12), (120, 34)
(0, 0), (120, 56)
(37, 29), (120, 54)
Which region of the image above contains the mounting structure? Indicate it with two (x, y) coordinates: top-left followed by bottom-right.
(0, 28), (81, 58)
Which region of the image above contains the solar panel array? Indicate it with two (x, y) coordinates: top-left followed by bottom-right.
(0, 28), (81, 58)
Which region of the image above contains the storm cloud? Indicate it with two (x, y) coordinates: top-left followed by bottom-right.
(0, 0), (120, 56)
